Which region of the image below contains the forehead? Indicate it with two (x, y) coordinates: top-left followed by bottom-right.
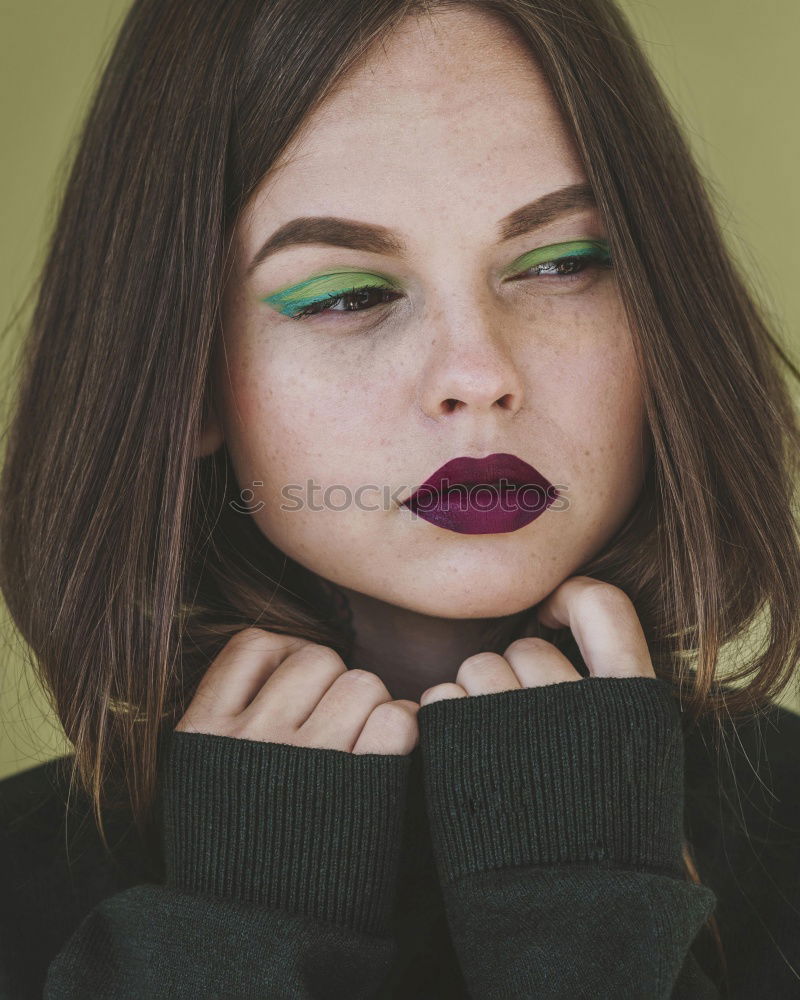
(288, 9), (572, 159)
(314, 9), (546, 118)
(238, 8), (586, 249)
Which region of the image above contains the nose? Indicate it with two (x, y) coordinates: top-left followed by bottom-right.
(417, 309), (525, 420)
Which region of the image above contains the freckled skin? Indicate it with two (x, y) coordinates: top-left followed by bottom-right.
(199, 8), (651, 701)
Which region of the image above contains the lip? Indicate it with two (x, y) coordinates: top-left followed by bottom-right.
(400, 452), (558, 535)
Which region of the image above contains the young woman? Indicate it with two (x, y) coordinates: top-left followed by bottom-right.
(1, 0), (799, 997)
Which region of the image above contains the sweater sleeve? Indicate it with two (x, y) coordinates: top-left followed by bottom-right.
(43, 730), (411, 1000)
(417, 676), (720, 999)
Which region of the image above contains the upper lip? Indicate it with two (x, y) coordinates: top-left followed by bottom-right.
(401, 452), (552, 505)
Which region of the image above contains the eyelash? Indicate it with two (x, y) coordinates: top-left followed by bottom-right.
(286, 246), (612, 321)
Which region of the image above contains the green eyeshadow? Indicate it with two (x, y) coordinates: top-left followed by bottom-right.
(261, 270), (396, 317)
(499, 239), (610, 279)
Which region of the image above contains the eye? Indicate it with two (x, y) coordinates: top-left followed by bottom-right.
(503, 239), (612, 285)
(288, 285), (403, 321)
(260, 270), (402, 323)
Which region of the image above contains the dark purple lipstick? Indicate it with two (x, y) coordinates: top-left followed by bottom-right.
(401, 452), (558, 535)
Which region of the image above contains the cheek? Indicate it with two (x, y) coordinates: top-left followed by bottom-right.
(223, 337), (401, 572)
(220, 333), (387, 507)
(560, 352), (643, 456)
(534, 298), (646, 507)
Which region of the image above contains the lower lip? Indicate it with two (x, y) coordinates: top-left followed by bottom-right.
(402, 481), (558, 535)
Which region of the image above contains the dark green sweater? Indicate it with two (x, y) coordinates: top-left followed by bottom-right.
(2, 669), (800, 998)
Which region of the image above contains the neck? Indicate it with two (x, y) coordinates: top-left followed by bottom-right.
(335, 584), (540, 703)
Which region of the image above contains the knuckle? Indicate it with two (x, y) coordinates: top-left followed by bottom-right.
(291, 643), (345, 673)
(343, 668), (388, 694)
(458, 651), (503, 677)
(224, 627), (297, 656)
(392, 699), (420, 713)
(228, 626), (272, 645)
(504, 636), (553, 657)
(579, 581), (632, 614)
(361, 701), (418, 754)
(369, 700), (415, 728)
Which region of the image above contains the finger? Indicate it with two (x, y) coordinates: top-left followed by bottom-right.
(419, 682), (467, 706)
(502, 636), (581, 687)
(299, 669), (393, 752)
(455, 651), (521, 696)
(536, 576), (655, 678)
(352, 700), (420, 756)
(241, 642), (348, 729)
(189, 627), (313, 720)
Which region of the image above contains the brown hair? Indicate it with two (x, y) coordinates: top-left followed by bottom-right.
(2, 0), (798, 988)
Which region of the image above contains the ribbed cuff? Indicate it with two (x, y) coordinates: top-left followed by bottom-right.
(418, 676), (685, 887)
(157, 729), (412, 934)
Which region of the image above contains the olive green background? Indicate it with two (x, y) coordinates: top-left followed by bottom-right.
(1, 1), (798, 780)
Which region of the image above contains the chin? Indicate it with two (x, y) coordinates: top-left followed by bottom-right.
(379, 579), (545, 621)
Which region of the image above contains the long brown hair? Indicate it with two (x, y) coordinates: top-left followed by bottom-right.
(2, 1), (797, 988)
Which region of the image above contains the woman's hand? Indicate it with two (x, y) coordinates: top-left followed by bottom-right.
(176, 627), (419, 755)
(419, 576), (656, 706)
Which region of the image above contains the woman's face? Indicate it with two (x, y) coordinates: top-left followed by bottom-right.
(204, 8), (650, 620)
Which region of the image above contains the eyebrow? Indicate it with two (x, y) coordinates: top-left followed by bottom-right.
(246, 181), (597, 278)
